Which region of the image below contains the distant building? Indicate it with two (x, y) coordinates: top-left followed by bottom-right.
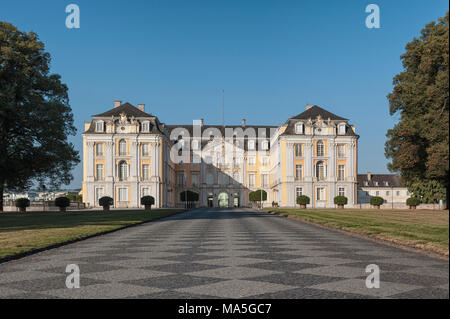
(357, 172), (409, 204)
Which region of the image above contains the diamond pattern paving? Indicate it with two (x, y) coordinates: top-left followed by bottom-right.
(0, 208), (448, 299)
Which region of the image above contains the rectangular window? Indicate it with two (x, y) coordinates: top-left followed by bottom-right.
(376, 191), (380, 196)
(338, 145), (345, 157)
(118, 188), (128, 202)
(191, 173), (199, 186)
(248, 157), (255, 166)
(262, 174), (268, 187)
(317, 187), (326, 201)
(207, 172), (214, 185)
(262, 157), (269, 166)
(142, 164), (150, 180)
(96, 164), (104, 180)
(95, 121), (103, 132)
(338, 165), (345, 181)
(386, 191), (390, 196)
(95, 188), (104, 205)
(295, 164), (303, 181)
(296, 187), (303, 198)
(248, 140), (255, 150)
(142, 188), (149, 197)
(142, 122), (149, 132)
(338, 187), (345, 197)
(95, 143), (103, 156)
(294, 144), (302, 157)
(396, 191), (400, 196)
(248, 173), (255, 187)
(142, 144), (149, 156)
(178, 173), (185, 186)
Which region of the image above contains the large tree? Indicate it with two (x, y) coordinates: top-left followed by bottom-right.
(0, 21), (79, 212)
(385, 12), (449, 206)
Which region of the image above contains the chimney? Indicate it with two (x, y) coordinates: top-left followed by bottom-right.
(367, 172), (372, 181)
(200, 118), (204, 126)
(114, 100), (122, 108)
(305, 104), (313, 110)
(242, 119), (246, 127)
(138, 104), (145, 112)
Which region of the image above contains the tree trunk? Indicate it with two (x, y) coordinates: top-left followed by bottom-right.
(0, 183), (3, 213)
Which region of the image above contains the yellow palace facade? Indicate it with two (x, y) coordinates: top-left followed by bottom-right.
(82, 101), (359, 208)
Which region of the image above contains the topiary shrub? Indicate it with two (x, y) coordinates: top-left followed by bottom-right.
(141, 196), (155, 210)
(296, 195), (310, 208)
(99, 196), (113, 211)
(55, 196), (71, 212)
(334, 196), (348, 209)
(370, 196), (384, 209)
(406, 197), (420, 210)
(15, 198), (30, 212)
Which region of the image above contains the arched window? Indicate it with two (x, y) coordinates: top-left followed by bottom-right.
(316, 140), (324, 156)
(316, 161), (325, 180)
(118, 161), (128, 181)
(119, 139), (127, 155)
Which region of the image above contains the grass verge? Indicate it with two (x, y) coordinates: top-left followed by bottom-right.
(263, 208), (449, 256)
(0, 209), (184, 260)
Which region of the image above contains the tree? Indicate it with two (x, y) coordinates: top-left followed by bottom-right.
(0, 21), (80, 212)
(296, 195), (310, 208)
(406, 197), (420, 209)
(54, 196), (70, 212)
(249, 190), (267, 208)
(370, 196), (384, 209)
(385, 12), (449, 208)
(15, 198), (30, 212)
(141, 195), (155, 210)
(66, 193), (82, 203)
(99, 196), (113, 211)
(334, 196), (348, 209)
(406, 179), (446, 204)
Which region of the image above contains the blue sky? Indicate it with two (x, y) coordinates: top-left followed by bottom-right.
(1, 0), (448, 189)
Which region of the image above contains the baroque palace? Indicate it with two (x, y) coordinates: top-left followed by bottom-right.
(82, 101), (359, 208)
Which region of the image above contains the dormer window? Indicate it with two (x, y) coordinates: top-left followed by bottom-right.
(261, 140), (269, 150)
(338, 124), (346, 135)
(248, 140), (255, 150)
(95, 121), (104, 132)
(384, 181), (389, 186)
(141, 121), (150, 132)
(295, 122), (304, 134)
(374, 181), (379, 186)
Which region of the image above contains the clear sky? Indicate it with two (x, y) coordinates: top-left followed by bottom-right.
(1, 0), (448, 189)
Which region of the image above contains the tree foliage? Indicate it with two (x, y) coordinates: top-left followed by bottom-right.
(370, 196), (384, 207)
(334, 196), (348, 206)
(296, 195), (310, 206)
(385, 12), (449, 204)
(406, 179), (446, 203)
(249, 190), (267, 202)
(180, 191), (199, 202)
(54, 196), (70, 208)
(99, 196), (113, 207)
(0, 21), (80, 211)
(406, 197), (421, 207)
(141, 195), (155, 206)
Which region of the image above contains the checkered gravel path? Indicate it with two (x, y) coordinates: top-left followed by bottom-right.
(0, 208), (448, 299)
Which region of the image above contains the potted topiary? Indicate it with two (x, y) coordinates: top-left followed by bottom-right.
(296, 195), (310, 209)
(55, 196), (71, 212)
(15, 198), (30, 213)
(406, 197), (420, 210)
(141, 195), (155, 210)
(99, 196), (113, 211)
(334, 196), (348, 209)
(370, 196), (384, 209)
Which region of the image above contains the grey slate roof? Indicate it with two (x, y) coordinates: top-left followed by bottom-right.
(92, 103), (153, 118)
(289, 105), (348, 121)
(357, 174), (406, 188)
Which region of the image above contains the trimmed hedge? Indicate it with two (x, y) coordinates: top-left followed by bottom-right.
(296, 195), (310, 206)
(141, 196), (155, 206)
(55, 196), (70, 208)
(249, 190), (267, 202)
(15, 198), (30, 208)
(334, 196), (348, 206)
(370, 196), (384, 206)
(99, 196), (113, 207)
(406, 197), (420, 207)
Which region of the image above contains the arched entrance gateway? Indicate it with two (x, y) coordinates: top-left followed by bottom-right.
(218, 192), (229, 207)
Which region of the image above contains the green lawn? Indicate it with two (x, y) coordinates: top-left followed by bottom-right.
(263, 208), (449, 255)
(0, 209), (184, 259)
